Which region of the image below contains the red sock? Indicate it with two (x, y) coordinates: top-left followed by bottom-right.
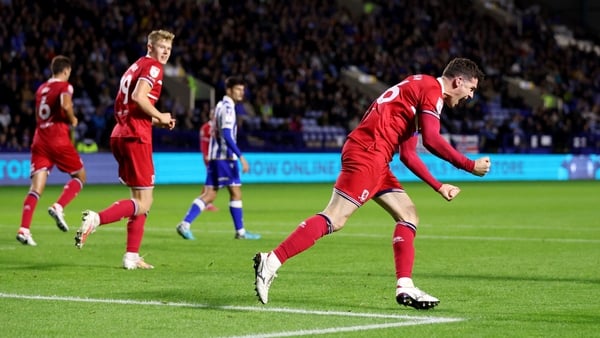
(273, 214), (331, 264)
(393, 221), (416, 279)
(56, 178), (83, 207)
(98, 199), (137, 225)
(126, 213), (147, 253)
(20, 191), (40, 229)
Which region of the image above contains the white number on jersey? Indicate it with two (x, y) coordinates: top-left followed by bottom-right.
(376, 79), (413, 105)
(37, 87), (51, 120)
(119, 74), (133, 105)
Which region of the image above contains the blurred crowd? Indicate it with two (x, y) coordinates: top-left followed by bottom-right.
(0, 0), (598, 153)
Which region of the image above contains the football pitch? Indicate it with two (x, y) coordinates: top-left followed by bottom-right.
(1, 181), (598, 337)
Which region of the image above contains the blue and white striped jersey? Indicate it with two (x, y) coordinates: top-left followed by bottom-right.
(208, 95), (240, 160)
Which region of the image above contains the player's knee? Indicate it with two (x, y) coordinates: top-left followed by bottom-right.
(400, 206), (419, 226)
(327, 216), (348, 232)
(404, 215), (419, 226)
(201, 190), (217, 203)
(229, 188), (242, 200)
(136, 204), (151, 215)
(75, 173), (87, 184)
(331, 222), (346, 232)
(135, 199), (153, 215)
(70, 168), (87, 184)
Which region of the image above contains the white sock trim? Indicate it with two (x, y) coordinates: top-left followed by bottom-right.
(193, 198), (206, 210)
(229, 200), (242, 208)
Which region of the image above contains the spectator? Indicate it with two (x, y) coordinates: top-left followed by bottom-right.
(0, 106), (11, 131)
(0, 0), (598, 154)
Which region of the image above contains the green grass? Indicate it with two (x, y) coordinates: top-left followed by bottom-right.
(1, 181), (599, 337)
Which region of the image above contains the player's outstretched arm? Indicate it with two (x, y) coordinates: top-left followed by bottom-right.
(471, 156), (491, 177)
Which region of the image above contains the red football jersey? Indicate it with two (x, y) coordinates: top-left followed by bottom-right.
(347, 75), (444, 163)
(32, 78), (74, 146)
(199, 121), (211, 157)
(111, 56), (164, 144)
(346, 74), (473, 190)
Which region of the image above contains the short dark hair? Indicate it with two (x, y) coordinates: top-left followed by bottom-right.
(442, 58), (485, 82)
(51, 55), (71, 75)
(225, 76), (245, 89)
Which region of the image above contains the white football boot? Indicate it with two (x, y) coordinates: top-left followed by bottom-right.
(75, 210), (100, 249)
(16, 228), (37, 246)
(48, 203), (69, 232)
(123, 253), (154, 270)
(396, 280), (440, 310)
(254, 252), (278, 304)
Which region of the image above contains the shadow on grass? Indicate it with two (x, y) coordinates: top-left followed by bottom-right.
(422, 272), (600, 285)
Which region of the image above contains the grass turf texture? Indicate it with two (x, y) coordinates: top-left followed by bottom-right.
(0, 181), (598, 337)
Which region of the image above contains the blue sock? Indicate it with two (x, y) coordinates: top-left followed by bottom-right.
(229, 200), (243, 231)
(183, 198), (206, 224)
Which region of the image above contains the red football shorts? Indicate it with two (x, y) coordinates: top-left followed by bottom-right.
(110, 137), (154, 188)
(30, 141), (83, 176)
(334, 141), (403, 207)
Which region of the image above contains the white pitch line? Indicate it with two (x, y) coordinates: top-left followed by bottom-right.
(4, 223), (596, 243)
(0, 293), (463, 337)
(226, 318), (462, 338)
(1, 225), (598, 244)
(417, 235), (600, 243)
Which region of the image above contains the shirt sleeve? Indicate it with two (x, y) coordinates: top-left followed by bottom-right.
(419, 113), (475, 172)
(222, 128), (243, 158)
(399, 136), (443, 191)
(63, 84), (74, 96)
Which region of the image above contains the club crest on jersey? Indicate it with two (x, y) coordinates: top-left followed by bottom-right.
(150, 65), (161, 78)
